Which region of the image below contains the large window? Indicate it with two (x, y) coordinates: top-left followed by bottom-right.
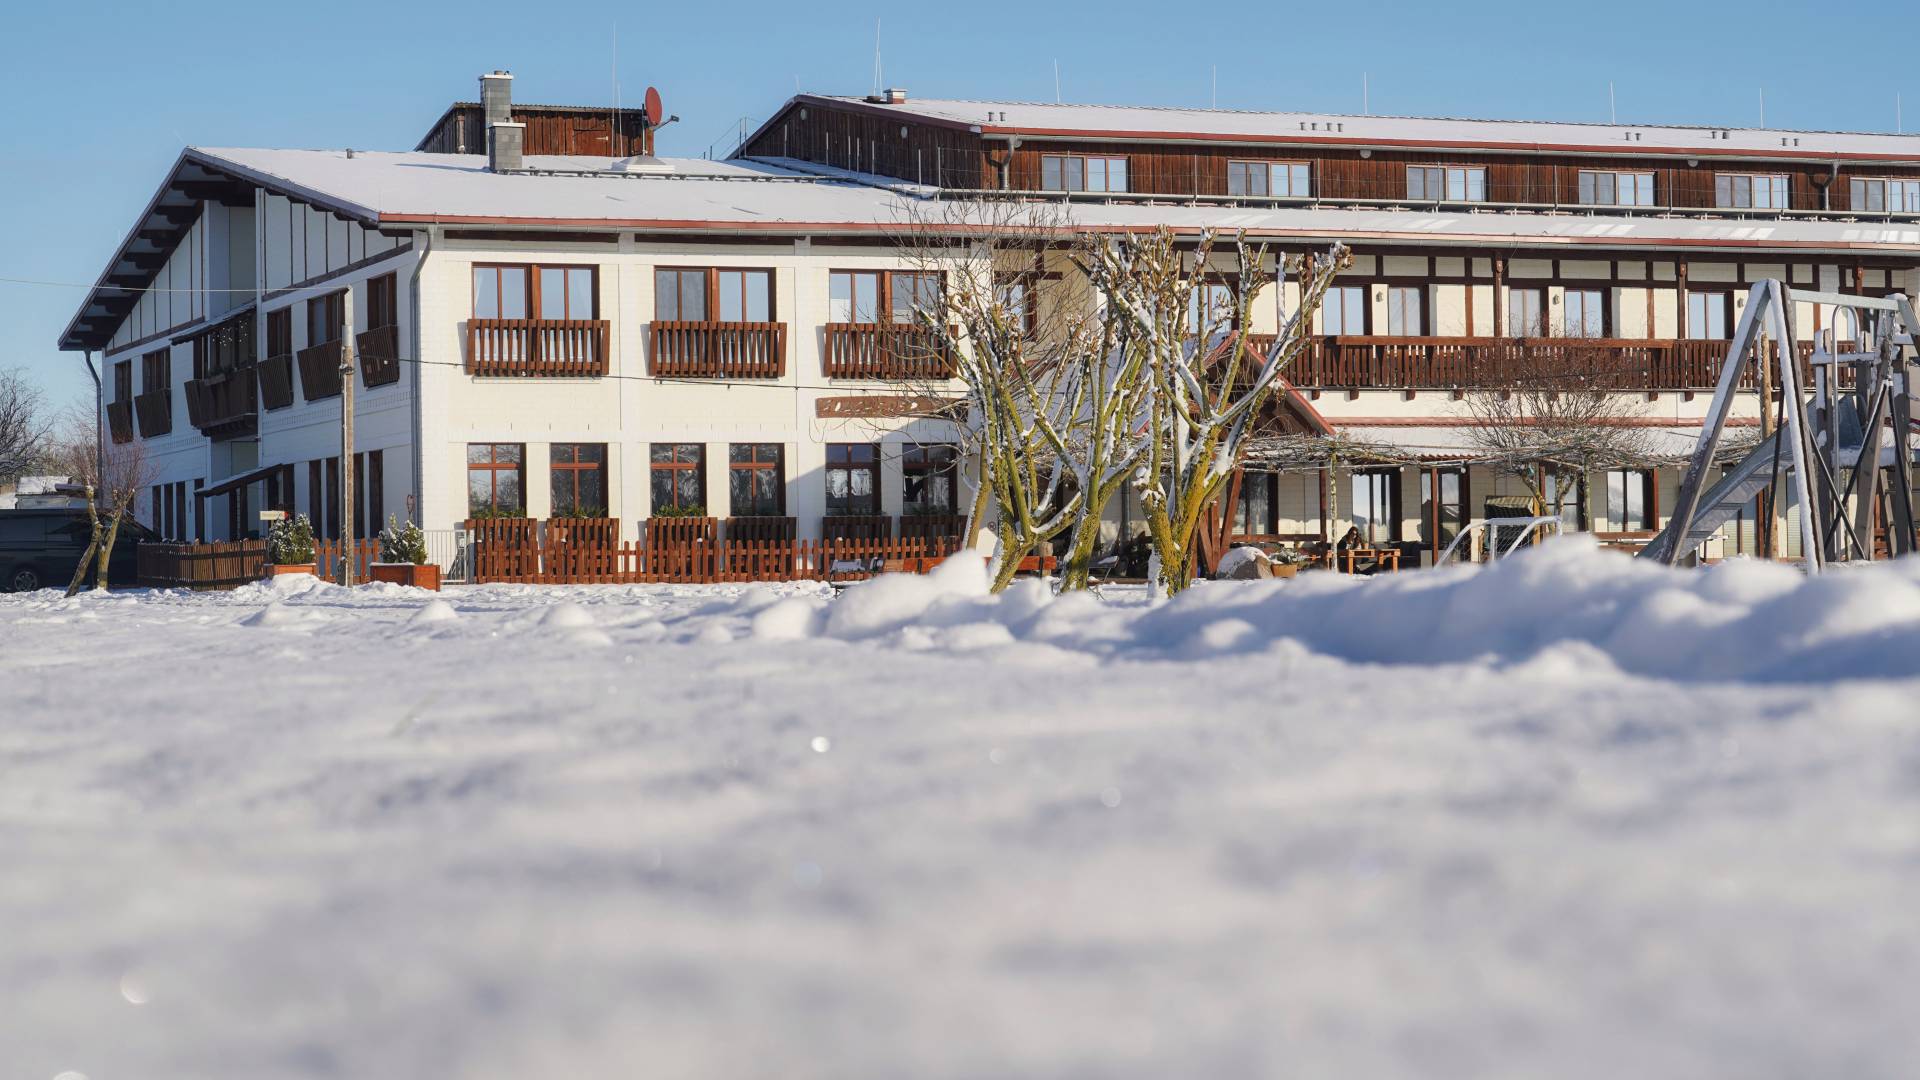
(1187, 281), (1236, 333)
(902, 443), (958, 515)
(828, 270), (941, 325)
(1563, 289), (1606, 338)
(550, 443), (607, 518)
(466, 443), (524, 518)
(1234, 470), (1278, 536)
(1041, 154), (1128, 193)
(1421, 469), (1466, 552)
(1849, 176), (1920, 213)
(1386, 286), (1423, 335)
(112, 360), (131, 403)
(1578, 170), (1655, 207)
(728, 443), (785, 516)
(1407, 165), (1486, 202)
(1716, 173), (1789, 210)
(472, 264), (598, 320)
(1545, 470), (1585, 531)
(266, 308), (293, 357)
(1322, 285), (1368, 335)
(890, 272), (941, 324)
(307, 290), (345, 346)
(366, 272), (398, 329)
(1604, 468), (1654, 531)
(1687, 291), (1732, 340)
(994, 274), (1035, 336)
(650, 443), (706, 515)
(655, 268), (774, 322)
(1351, 469), (1401, 545)
(1508, 288), (1546, 337)
(825, 443), (880, 515)
(1228, 160), (1311, 198)
(141, 348), (169, 394)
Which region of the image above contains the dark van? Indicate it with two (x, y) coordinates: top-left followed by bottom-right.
(0, 509), (155, 592)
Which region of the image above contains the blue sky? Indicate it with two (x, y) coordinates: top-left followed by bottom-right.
(2, 0), (1906, 406)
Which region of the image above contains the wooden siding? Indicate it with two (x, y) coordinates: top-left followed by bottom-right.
(740, 102), (986, 188)
(417, 104), (655, 157)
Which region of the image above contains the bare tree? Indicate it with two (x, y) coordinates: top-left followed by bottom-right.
(53, 409), (156, 595)
(0, 368), (50, 484)
(1455, 342), (1658, 515)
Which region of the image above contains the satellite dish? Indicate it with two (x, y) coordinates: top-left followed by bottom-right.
(643, 86), (664, 126)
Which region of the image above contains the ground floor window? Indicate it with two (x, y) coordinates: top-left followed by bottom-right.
(902, 443), (958, 515)
(1234, 470), (1278, 536)
(1544, 469), (1586, 531)
(551, 443), (608, 518)
(1603, 468), (1655, 531)
(1351, 468), (1402, 545)
(650, 443), (706, 516)
(1420, 468), (1467, 551)
(728, 443), (785, 516)
(467, 443), (525, 519)
(826, 443), (880, 515)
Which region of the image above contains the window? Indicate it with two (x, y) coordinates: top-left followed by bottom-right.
(655, 268), (774, 322)
(1545, 470), (1585, 531)
(1407, 165), (1485, 201)
(366, 273), (398, 329)
(728, 443), (785, 516)
(1187, 281), (1236, 333)
(1604, 468), (1654, 532)
(1849, 176), (1920, 213)
(995, 274), (1035, 336)
(1687, 291), (1732, 340)
(306, 290), (345, 346)
(113, 360), (131, 402)
(550, 443), (608, 518)
(649, 443), (706, 514)
(1234, 470), (1278, 536)
(902, 443), (958, 515)
(141, 348), (169, 394)
(828, 270), (942, 326)
(472, 264), (598, 320)
(829, 270), (881, 324)
(1351, 469), (1401, 545)
(1386, 286), (1423, 335)
(466, 443), (525, 518)
(1563, 289), (1606, 338)
(1508, 288), (1546, 337)
(890, 272), (941, 324)
(825, 443), (880, 515)
(1228, 160), (1311, 198)
(1322, 285), (1368, 335)
(1716, 173), (1789, 210)
(1040, 154), (1127, 193)
(1421, 469), (1467, 551)
(1577, 170), (1655, 207)
(266, 308), (293, 357)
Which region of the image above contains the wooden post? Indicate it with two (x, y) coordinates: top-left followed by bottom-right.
(339, 291), (357, 586)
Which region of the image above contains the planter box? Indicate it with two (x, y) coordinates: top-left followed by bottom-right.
(1272, 563), (1300, 579)
(267, 563), (316, 577)
(369, 562), (441, 591)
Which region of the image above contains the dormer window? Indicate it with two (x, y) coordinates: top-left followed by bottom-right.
(1849, 176), (1920, 213)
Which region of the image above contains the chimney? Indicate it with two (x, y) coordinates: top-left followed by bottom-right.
(488, 121), (525, 173)
(885, 87), (907, 105)
(480, 70), (514, 167)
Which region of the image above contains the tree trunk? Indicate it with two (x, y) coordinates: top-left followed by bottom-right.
(95, 514), (123, 591)
(1059, 510), (1105, 590)
(64, 485), (102, 597)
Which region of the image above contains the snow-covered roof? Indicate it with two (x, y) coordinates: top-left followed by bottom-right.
(1329, 422), (1714, 463)
(807, 94), (1920, 162)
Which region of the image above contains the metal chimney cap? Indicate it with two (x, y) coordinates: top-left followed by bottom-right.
(482, 70), (514, 79)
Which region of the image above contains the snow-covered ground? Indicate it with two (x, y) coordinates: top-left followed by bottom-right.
(3, 539), (1919, 1079)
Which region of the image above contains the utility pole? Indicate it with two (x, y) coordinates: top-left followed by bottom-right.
(339, 291), (357, 585)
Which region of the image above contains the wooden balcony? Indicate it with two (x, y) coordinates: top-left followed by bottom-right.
(133, 388), (171, 438)
(357, 324), (402, 388)
(106, 400), (133, 444)
(297, 339), (343, 400)
(650, 321), (786, 378)
(1241, 335), (1790, 392)
(183, 365), (258, 438)
(823, 323), (956, 380)
(259, 353), (296, 410)
(466, 318), (609, 378)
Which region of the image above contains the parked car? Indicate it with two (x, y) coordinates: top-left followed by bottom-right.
(0, 509), (155, 592)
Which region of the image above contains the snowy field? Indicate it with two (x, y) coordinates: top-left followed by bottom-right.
(3, 539), (1919, 1079)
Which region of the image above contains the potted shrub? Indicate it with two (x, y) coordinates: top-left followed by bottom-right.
(370, 515), (441, 590)
(265, 514), (317, 577)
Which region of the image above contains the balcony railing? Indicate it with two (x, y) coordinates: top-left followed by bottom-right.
(183, 364), (258, 436)
(133, 389), (171, 438)
(650, 321), (786, 378)
(823, 323), (956, 380)
(1239, 335), (1800, 392)
(259, 353), (296, 410)
(297, 339), (343, 400)
(467, 318), (609, 377)
(357, 324), (402, 388)
(107, 400), (133, 444)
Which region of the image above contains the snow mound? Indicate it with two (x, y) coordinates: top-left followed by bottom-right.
(539, 602), (596, 629)
(409, 600), (459, 626)
(794, 539), (1920, 683)
(240, 603), (310, 629)
(228, 573), (333, 603)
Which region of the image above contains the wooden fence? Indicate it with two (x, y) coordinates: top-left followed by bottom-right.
(466, 319), (609, 377)
(136, 540), (268, 590)
(650, 321), (786, 378)
(466, 516), (965, 584)
(314, 538), (383, 580)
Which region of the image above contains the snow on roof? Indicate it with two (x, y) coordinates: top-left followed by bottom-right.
(1331, 423), (1715, 462)
(812, 95), (1920, 161)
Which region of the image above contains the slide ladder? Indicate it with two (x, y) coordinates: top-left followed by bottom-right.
(1639, 431), (1783, 564)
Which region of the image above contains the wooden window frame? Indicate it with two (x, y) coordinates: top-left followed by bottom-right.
(649, 443), (707, 515)
(466, 442), (526, 519)
(1322, 284), (1370, 336)
(1421, 467), (1469, 562)
(550, 442), (609, 518)
(1603, 467), (1656, 532)
(1685, 290), (1734, 340)
(1407, 164), (1486, 202)
(1562, 287), (1610, 338)
(112, 360), (132, 403)
(471, 263), (600, 320)
(140, 348), (170, 394)
(1385, 285), (1425, 336)
(1233, 469), (1280, 537)
(1039, 153), (1128, 193)
(1227, 159), (1311, 198)
(266, 308), (293, 357)
(828, 269), (944, 326)
(1715, 172), (1790, 210)
(1577, 169), (1656, 207)
(901, 443), (959, 515)
(1351, 467), (1403, 546)
(824, 443), (881, 516)
(365, 272), (398, 330)
(654, 266), (777, 323)
(993, 272), (1038, 337)
(307, 290), (346, 347)
(1507, 287), (1547, 337)
(727, 443), (786, 517)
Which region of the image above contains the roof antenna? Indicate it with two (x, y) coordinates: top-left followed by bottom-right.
(872, 18), (882, 96)
(1211, 65), (1217, 110)
(611, 18), (619, 151)
(1362, 72), (1369, 116)
(1054, 59), (1061, 104)
(1759, 86), (1766, 128)
(1609, 81), (1616, 125)
(1899, 93), (1905, 134)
